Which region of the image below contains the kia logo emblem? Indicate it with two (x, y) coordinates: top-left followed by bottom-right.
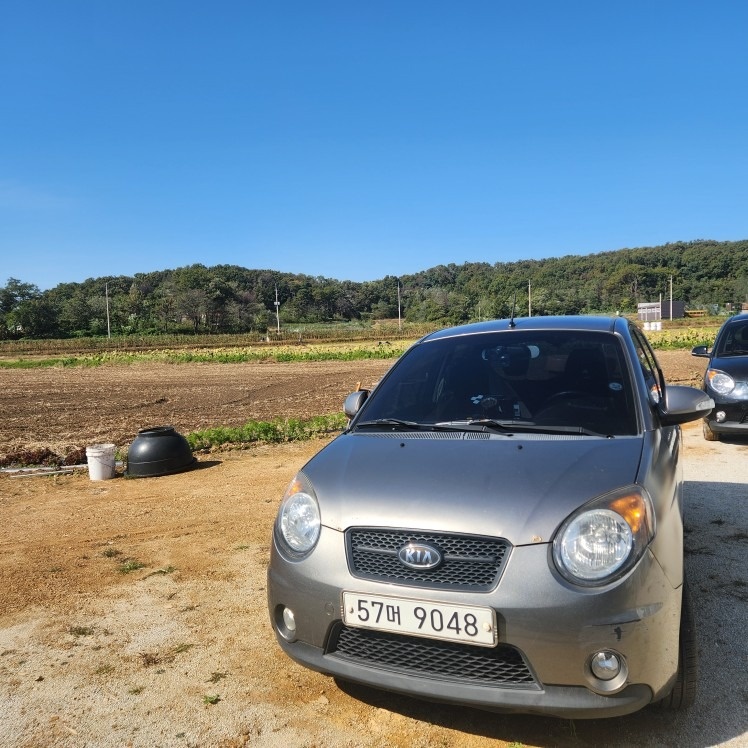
(398, 542), (442, 570)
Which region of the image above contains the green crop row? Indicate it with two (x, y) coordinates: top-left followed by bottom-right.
(0, 324), (721, 370)
(643, 326), (718, 350)
(0, 342), (411, 369)
(186, 414), (348, 451)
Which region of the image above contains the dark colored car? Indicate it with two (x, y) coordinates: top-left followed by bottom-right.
(692, 313), (748, 441)
(267, 316), (713, 718)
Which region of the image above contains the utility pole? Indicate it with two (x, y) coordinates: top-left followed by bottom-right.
(105, 282), (111, 338)
(397, 281), (402, 332)
(528, 280), (532, 317)
(669, 275), (673, 321)
(274, 286), (281, 334)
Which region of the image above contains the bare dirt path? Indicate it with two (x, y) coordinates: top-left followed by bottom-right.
(1, 423), (746, 748)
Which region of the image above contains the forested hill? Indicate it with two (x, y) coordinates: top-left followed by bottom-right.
(2, 238), (747, 338)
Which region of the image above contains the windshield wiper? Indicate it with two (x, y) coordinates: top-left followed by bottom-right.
(355, 418), (422, 430)
(434, 419), (514, 432)
(434, 419), (605, 437)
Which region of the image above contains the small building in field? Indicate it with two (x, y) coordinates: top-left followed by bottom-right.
(637, 301), (686, 321)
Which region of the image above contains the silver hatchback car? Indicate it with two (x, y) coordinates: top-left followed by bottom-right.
(267, 316), (713, 719)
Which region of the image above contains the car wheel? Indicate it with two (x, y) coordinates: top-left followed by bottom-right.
(702, 420), (720, 441)
(656, 581), (697, 710)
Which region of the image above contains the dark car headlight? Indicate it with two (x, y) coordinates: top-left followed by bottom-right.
(706, 368), (735, 397)
(275, 473), (321, 556)
(553, 487), (655, 586)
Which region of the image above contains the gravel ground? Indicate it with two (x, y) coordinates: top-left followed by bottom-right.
(0, 423), (746, 748)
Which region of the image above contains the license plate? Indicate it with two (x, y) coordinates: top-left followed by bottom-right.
(342, 591), (497, 647)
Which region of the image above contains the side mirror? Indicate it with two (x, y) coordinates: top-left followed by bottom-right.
(658, 385), (714, 426)
(691, 345), (710, 358)
(343, 390), (369, 419)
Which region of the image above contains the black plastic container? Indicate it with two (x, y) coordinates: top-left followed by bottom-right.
(126, 426), (195, 478)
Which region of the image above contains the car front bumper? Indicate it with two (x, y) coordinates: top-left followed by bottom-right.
(274, 635), (653, 719)
(705, 401), (748, 435)
(267, 527), (681, 719)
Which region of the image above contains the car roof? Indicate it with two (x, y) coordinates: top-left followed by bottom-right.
(715, 313), (748, 337)
(721, 313), (748, 327)
(420, 315), (622, 343)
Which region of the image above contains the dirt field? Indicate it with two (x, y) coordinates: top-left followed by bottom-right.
(0, 359), (394, 464)
(4, 350), (746, 748)
(0, 350), (706, 464)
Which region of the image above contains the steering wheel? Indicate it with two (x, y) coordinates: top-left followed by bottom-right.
(542, 391), (590, 407)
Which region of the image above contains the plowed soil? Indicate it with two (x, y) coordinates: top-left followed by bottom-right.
(0, 359), (393, 463)
(4, 350), (745, 748)
(0, 350), (705, 463)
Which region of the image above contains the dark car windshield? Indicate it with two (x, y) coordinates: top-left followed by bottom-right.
(358, 330), (638, 436)
(715, 321), (748, 357)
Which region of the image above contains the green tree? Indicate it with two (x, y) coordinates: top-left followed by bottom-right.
(177, 288), (208, 333)
(9, 296), (59, 337)
(0, 278), (42, 337)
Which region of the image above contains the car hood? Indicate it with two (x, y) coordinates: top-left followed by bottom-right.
(303, 432), (645, 545)
(710, 355), (748, 381)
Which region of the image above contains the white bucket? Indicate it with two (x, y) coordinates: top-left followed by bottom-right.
(86, 443), (116, 481)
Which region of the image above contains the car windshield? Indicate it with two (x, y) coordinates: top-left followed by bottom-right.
(357, 330), (638, 436)
(715, 321), (748, 356)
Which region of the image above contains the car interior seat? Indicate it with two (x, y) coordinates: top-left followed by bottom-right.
(562, 347), (610, 397)
(730, 324), (748, 353)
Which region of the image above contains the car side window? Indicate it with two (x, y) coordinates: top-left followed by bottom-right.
(719, 322), (748, 355)
(630, 325), (662, 404)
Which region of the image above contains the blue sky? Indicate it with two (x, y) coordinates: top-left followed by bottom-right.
(2, 1), (747, 290)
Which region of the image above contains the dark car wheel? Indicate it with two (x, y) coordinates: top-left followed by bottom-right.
(702, 420), (720, 442)
(656, 582), (697, 710)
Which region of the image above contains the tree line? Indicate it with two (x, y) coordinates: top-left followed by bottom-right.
(2, 239), (747, 339)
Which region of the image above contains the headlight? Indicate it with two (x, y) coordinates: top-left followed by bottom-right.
(276, 473), (321, 556)
(706, 368), (735, 396)
(553, 487), (654, 585)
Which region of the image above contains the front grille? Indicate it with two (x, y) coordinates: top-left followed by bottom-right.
(346, 528), (511, 591)
(327, 625), (538, 689)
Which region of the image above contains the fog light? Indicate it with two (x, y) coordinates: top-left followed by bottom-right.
(282, 607), (297, 632)
(715, 411), (726, 423)
(277, 606), (297, 642)
(590, 650), (621, 680)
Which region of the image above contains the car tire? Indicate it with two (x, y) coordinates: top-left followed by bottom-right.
(656, 582), (697, 710)
(702, 420), (720, 441)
